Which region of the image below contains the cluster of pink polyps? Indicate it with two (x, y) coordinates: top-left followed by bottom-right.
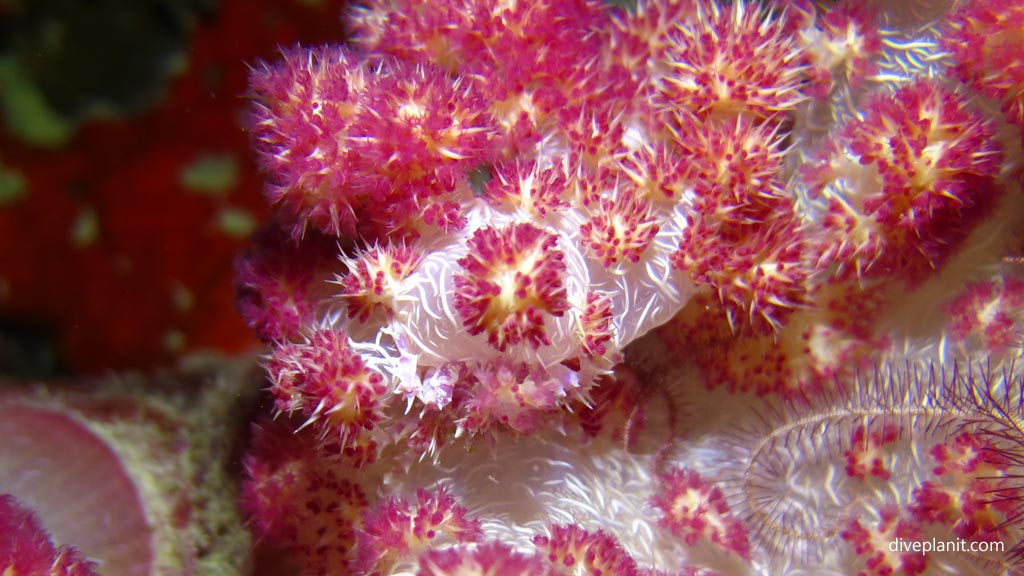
(234, 0), (1024, 574)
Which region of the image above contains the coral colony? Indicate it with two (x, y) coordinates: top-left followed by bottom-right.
(234, 0), (1024, 575)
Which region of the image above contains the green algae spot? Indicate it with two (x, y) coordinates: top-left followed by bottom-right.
(217, 207), (258, 239)
(0, 165), (27, 206)
(0, 56), (74, 148)
(170, 282), (195, 313)
(181, 154), (239, 196)
(71, 206), (99, 247)
(163, 329), (186, 353)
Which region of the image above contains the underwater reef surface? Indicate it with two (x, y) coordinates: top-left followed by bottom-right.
(6, 0), (1024, 575)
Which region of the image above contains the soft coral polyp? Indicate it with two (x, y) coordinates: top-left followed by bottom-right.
(265, 329), (389, 451)
(454, 222), (570, 351)
(815, 79), (1004, 284)
(250, 47), (499, 241)
(944, 0), (1024, 128)
(658, 1), (807, 120)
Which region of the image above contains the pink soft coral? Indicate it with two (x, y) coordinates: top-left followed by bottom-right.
(0, 495), (98, 576)
(237, 1), (1024, 575)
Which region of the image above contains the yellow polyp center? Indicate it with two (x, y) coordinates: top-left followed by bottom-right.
(703, 59), (746, 115)
(850, 442), (885, 472)
(844, 208), (880, 253)
(264, 459), (305, 507)
(870, 527), (903, 572)
(487, 249), (546, 324)
(844, 22), (867, 55)
(494, 379), (520, 407)
(910, 142), (944, 191)
(315, 369), (380, 432)
(491, 91), (544, 131)
(609, 213), (630, 243)
(435, 125), (472, 160)
(348, 250), (420, 318)
(516, 173), (540, 213)
(971, 506), (1004, 531)
(426, 35), (462, 74)
(634, 171), (668, 203)
(396, 84), (428, 121)
(750, 260), (784, 286)
(672, 488), (705, 518)
(821, 22), (867, 70)
(671, 488), (726, 535)
(324, 385), (364, 426)
(496, 269), (521, 310)
(977, 297), (1001, 327)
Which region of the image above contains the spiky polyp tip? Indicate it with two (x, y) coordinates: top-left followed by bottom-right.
(234, 222), (339, 342)
(817, 79), (1004, 284)
(607, 0), (698, 76)
(670, 113), (805, 336)
(943, 275), (1024, 358)
(249, 45), (368, 238)
(796, 3), (881, 97)
(250, 44), (498, 240)
(674, 115), (788, 215)
(658, 1), (807, 120)
(651, 467), (752, 560)
(265, 329), (388, 451)
(355, 60), (498, 189)
(533, 524), (640, 576)
(241, 423), (369, 574)
(1, 495), (99, 576)
(454, 222), (569, 351)
(944, 0), (1024, 127)
(605, 141), (688, 205)
(484, 159), (571, 218)
(355, 488), (482, 575)
(581, 190), (661, 268)
(579, 291), (616, 360)
(339, 243), (423, 323)
(840, 507), (927, 576)
(847, 80), (1002, 209)
(674, 215), (808, 335)
(909, 432), (1018, 542)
